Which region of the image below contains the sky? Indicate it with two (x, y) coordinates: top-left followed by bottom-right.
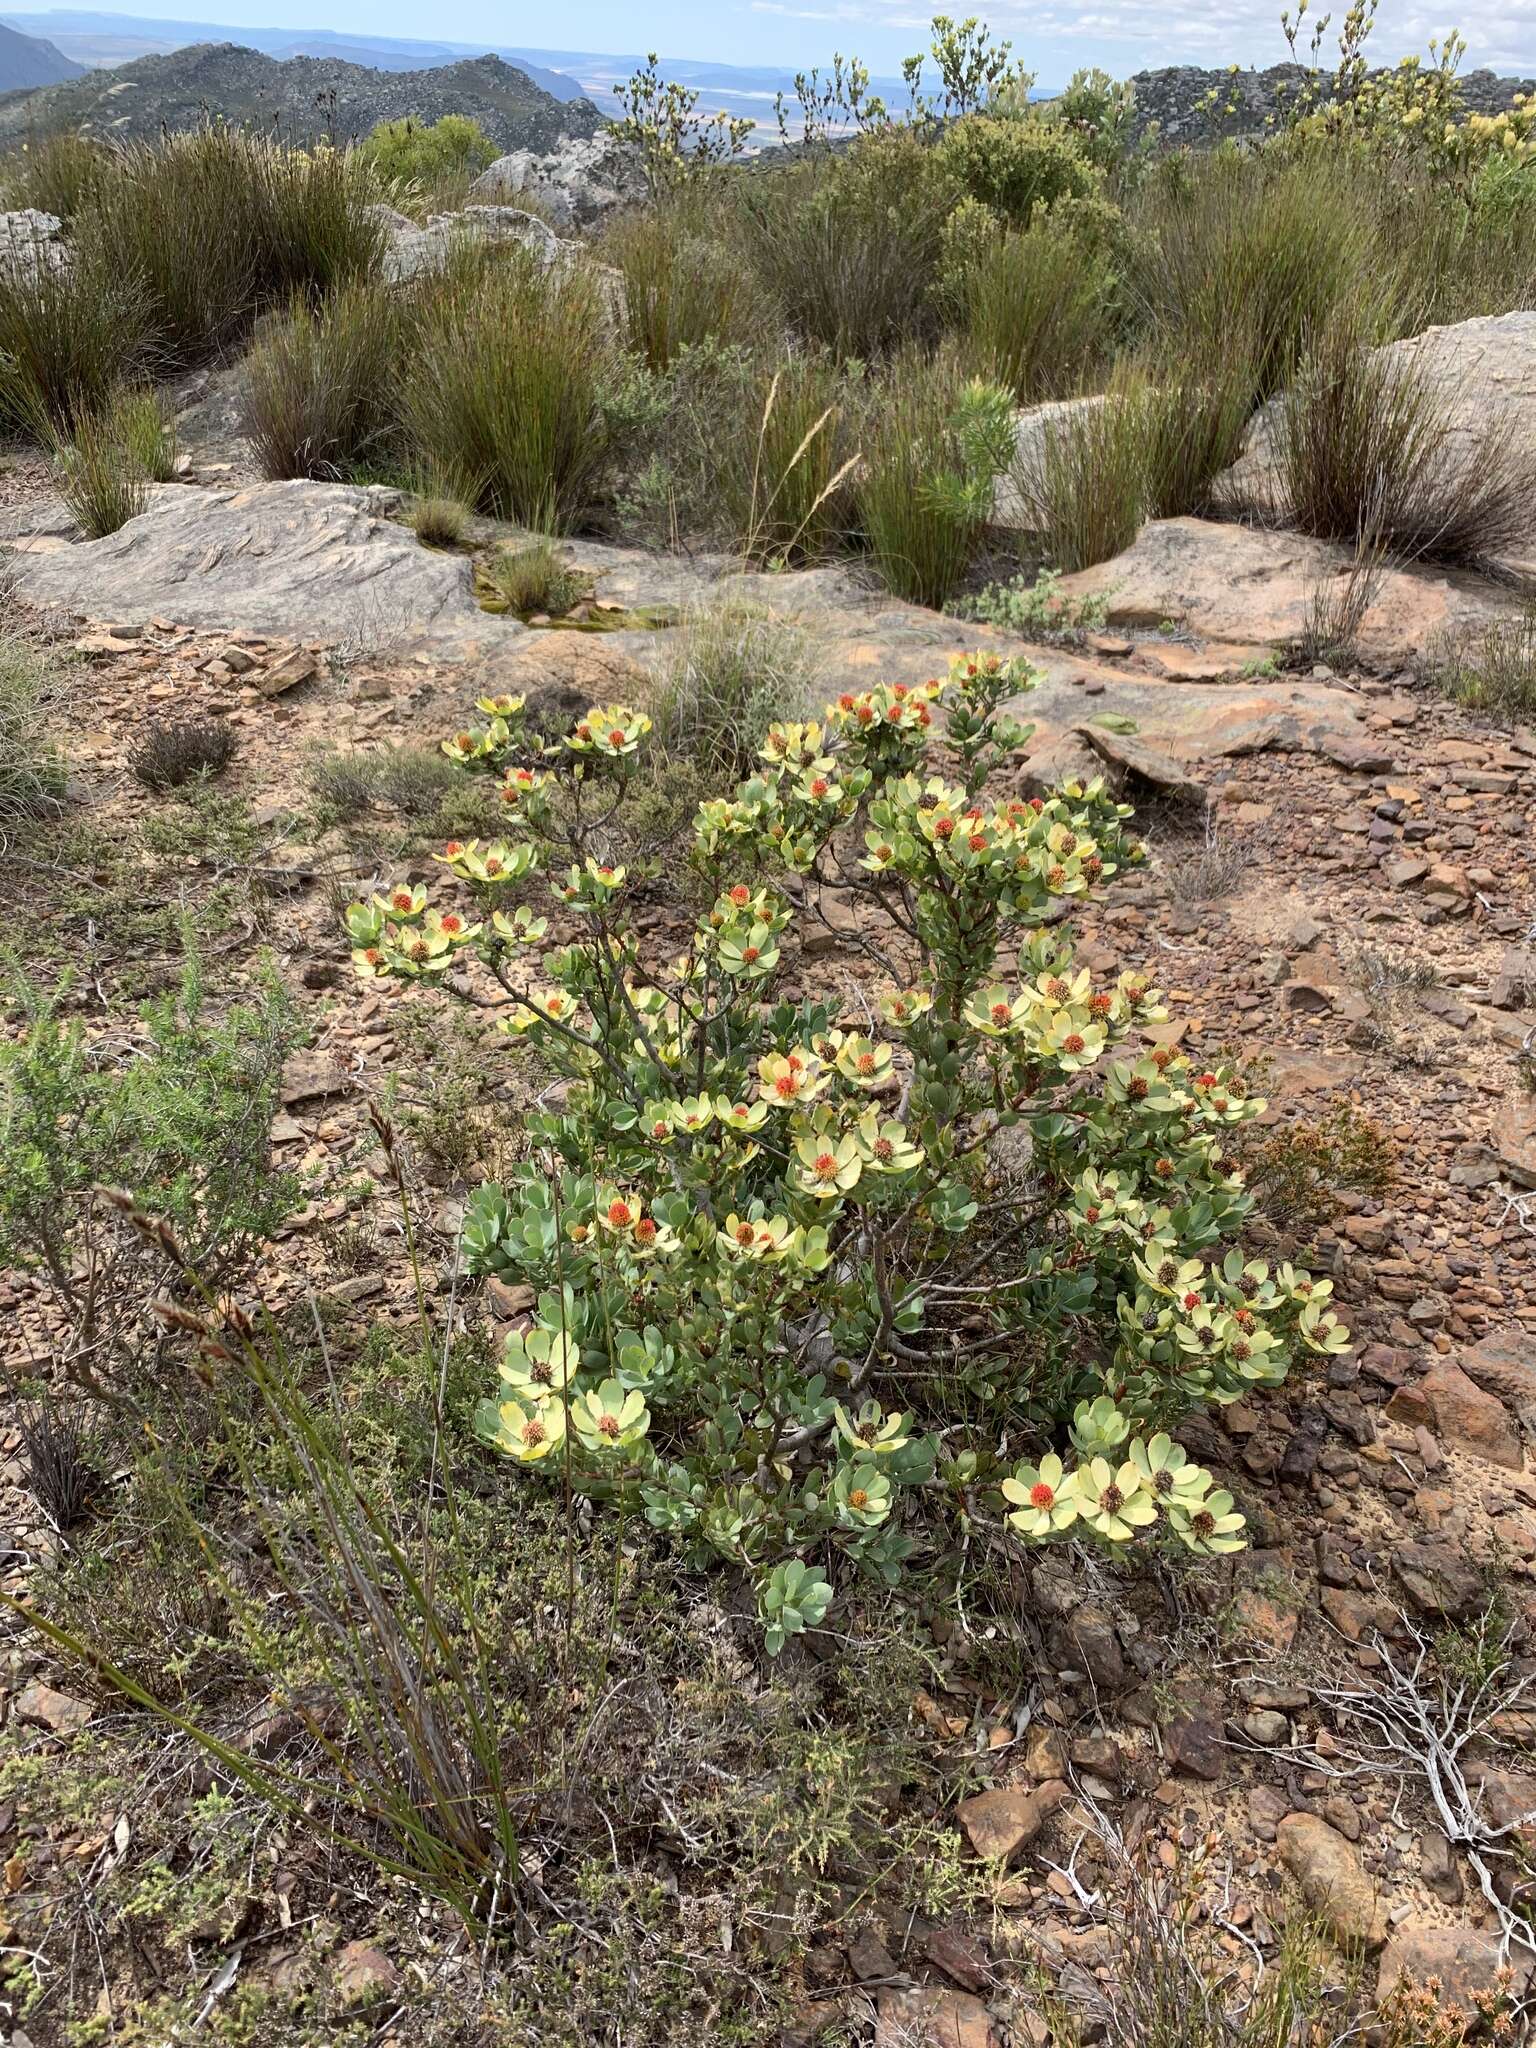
(24, 0), (1536, 86)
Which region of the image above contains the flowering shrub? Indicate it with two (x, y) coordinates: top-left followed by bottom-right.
(345, 652), (1349, 1647)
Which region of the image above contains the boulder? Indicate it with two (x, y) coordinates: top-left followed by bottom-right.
(1275, 1813), (1388, 1949)
(469, 134), (647, 228)
(1232, 312), (1536, 575)
(1054, 516), (1526, 667)
(7, 481), (494, 651)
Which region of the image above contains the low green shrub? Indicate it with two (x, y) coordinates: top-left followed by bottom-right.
(603, 196), (765, 373)
(399, 247), (614, 529)
(357, 113), (497, 199)
(1135, 340), (1260, 519)
(410, 485), (473, 548)
(50, 398), (150, 537)
(346, 652), (1349, 1650)
(731, 352), (861, 564)
(481, 539), (586, 617)
(129, 717), (237, 792)
(241, 283), (403, 481)
(72, 128), (385, 368)
(0, 948), (300, 1404)
(935, 112), (1103, 230)
(0, 133), (114, 219)
(1433, 602), (1536, 715)
(1128, 147), (1378, 399)
(857, 352), (1014, 605)
(962, 566), (1110, 639)
(0, 631), (66, 825)
(737, 130), (952, 360)
(649, 599), (822, 779)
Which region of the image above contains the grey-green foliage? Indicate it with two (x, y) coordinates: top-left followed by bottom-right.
(0, 945), (301, 1400)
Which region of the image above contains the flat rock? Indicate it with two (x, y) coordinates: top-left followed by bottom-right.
(1462, 1332), (1536, 1419)
(876, 1986), (1000, 2048)
(1056, 516), (1525, 667)
(1275, 1813), (1388, 1949)
(12, 1681), (93, 1735)
(1378, 1924), (1535, 2008)
(7, 481), (496, 652)
(1386, 1359), (1522, 1468)
(1077, 722), (1207, 803)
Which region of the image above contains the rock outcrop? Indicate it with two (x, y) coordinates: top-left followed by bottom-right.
(371, 202), (570, 283)
(0, 208), (66, 277)
(1126, 61), (1536, 145)
(469, 133), (647, 227)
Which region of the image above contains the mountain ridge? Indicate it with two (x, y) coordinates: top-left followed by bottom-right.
(0, 40), (602, 145)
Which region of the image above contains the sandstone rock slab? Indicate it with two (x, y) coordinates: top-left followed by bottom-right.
(7, 481), (496, 652)
(1056, 516), (1525, 667)
(1377, 1923), (1534, 2009)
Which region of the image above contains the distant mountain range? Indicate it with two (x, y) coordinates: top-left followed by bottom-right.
(0, 40), (603, 145)
(0, 15), (83, 89)
(0, 12), (918, 122)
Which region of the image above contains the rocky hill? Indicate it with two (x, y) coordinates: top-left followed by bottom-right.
(0, 18), (83, 90)
(0, 41), (602, 146)
(1128, 60), (1536, 143)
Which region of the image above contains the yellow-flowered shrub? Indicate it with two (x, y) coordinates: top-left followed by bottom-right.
(343, 649), (1350, 1649)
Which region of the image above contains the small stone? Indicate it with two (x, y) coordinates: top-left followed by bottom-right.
(12, 1682), (93, 1735)
(334, 1941), (400, 2006)
(1386, 1360), (1521, 1469)
(955, 1780), (1068, 1863)
(1165, 1714), (1225, 1781)
(1275, 1814), (1387, 1949)
(1240, 1710), (1289, 1747)
(279, 1054), (352, 1108)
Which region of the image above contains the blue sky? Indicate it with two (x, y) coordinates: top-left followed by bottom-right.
(26, 2), (1536, 87)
